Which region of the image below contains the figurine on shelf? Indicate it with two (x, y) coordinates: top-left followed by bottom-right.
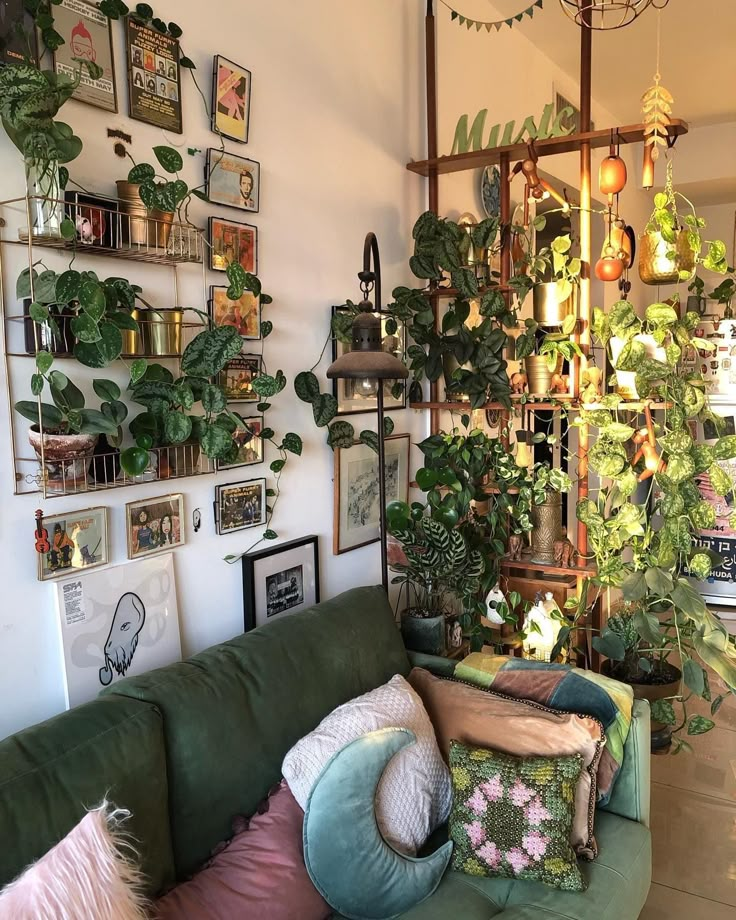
(553, 534), (578, 568)
(508, 533), (524, 561)
(450, 620), (463, 648)
(510, 372), (527, 395)
(580, 366), (602, 405)
(484, 584), (507, 625)
(550, 373), (569, 394)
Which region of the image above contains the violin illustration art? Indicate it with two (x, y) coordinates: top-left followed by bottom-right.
(35, 509), (50, 555)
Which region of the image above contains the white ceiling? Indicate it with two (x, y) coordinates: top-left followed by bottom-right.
(514, 0), (736, 126)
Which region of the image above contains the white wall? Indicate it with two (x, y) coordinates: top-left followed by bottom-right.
(0, 0), (428, 739)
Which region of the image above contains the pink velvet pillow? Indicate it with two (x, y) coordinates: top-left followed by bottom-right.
(154, 781), (331, 920)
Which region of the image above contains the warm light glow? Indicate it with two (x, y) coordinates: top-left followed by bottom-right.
(515, 440), (533, 469)
(355, 377), (378, 398)
(642, 144), (655, 189)
(599, 154), (628, 196)
(522, 603), (561, 662)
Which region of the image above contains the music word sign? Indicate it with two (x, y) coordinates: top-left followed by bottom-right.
(451, 103), (576, 155)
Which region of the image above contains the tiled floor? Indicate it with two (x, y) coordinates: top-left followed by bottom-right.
(639, 667), (736, 918)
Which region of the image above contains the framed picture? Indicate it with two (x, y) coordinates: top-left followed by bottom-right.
(211, 54), (251, 143)
(0, 0), (39, 66)
(210, 285), (261, 340)
(334, 433), (410, 555)
(219, 353), (261, 402)
(126, 16), (182, 132)
(209, 216), (257, 274)
(215, 478), (267, 535)
(37, 506), (109, 582)
(52, 0), (117, 112)
(216, 415), (263, 470)
(64, 190), (120, 249)
(206, 149), (260, 213)
(54, 553), (181, 708)
(125, 493), (184, 559)
(241, 535), (319, 631)
(331, 306), (407, 415)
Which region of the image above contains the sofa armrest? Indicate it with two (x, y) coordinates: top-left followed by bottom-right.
(600, 698), (651, 828)
(406, 651), (458, 678)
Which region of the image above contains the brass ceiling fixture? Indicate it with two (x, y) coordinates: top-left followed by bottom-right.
(559, 0), (669, 30)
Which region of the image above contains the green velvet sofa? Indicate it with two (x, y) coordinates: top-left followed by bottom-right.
(0, 585), (651, 919)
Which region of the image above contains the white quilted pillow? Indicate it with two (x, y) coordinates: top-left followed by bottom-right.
(282, 674), (451, 855)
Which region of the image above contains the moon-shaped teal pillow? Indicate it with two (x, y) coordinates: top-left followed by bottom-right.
(302, 727), (452, 920)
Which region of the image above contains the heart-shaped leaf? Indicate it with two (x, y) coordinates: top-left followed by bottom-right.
(312, 393), (338, 427)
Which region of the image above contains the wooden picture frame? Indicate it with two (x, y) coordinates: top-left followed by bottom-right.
(215, 478), (267, 535)
(37, 506), (109, 582)
(211, 54), (251, 143)
(333, 433), (410, 555)
(241, 535), (319, 632)
(125, 493), (184, 559)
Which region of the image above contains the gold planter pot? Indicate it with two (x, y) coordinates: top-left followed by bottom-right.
(638, 229), (695, 286)
(530, 493), (563, 565)
(121, 307), (144, 357)
(141, 308), (183, 356)
(533, 282), (577, 327)
(116, 180), (174, 249)
(525, 355), (559, 396)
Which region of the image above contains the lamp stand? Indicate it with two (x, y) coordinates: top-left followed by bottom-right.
(376, 383), (388, 592)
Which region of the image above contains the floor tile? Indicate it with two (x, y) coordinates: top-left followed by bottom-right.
(650, 726), (736, 802)
(650, 783), (736, 906)
(640, 883), (735, 919)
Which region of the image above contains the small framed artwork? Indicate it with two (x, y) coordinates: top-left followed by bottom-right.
(241, 535), (319, 631)
(0, 0), (39, 66)
(210, 285), (261, 341)
(211, 54), (251, 143)
(216, 416), (263, 470)
(334, 433), (410, 555)
(126, 493), (184, 560)
(37, 506), (109, 582)
(219, 353), (261, 402)
(215, 478), (267, 535)
(52, 0), (117, 112)
(209, 217), (257, 274)
(206, 149), (260, 213)
(126, 16), (182, 133)
(331, 306), (407, 415)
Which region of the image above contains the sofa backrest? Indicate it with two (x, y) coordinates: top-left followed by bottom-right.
(0, 696), (175, 896)
(105, 585), (410, 879)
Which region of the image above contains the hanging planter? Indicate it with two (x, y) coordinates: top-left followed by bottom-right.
(638, 229), (695, 285)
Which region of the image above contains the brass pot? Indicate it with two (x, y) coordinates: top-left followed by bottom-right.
(121, 307), (144, 357)
(141, 308), (183, 356)
(533, 282), (577, 327)
(525, 355), (559, 396)
(530, 492), (563, 565)
(116, 180), (174, 249)
(638, 229), (695, 286)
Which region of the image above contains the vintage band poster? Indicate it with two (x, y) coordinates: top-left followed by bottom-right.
(53, 0), (117, 111)
(126, 16), (182, 133)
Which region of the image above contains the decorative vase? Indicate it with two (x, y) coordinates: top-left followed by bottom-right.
(400, 612), (446, 656)
(116, 180), (174, 249)
(28, 427), (98, 494)
(525, 355), (559, 396)
(24, 155), (64, 238)
(141, 308), (183, 356)
(638, 229), (695, 285)
(533, 282), (577, 327)
(530, 493), (562, 565)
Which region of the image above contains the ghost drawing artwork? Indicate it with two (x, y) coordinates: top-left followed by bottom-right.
(99, 592), (146, 686)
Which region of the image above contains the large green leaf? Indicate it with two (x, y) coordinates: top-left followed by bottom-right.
(360, 430), (379, 454)
(683, 658), (706, 697)
(687, 715), (715, 736)
(96, 322), (123, 363)
(14, 400), (63, 428)
(200, 384), (227, 413)
(200, 421), (233, 458)
(70, 314), (100, 343)
(592, 629), (626, 661)
(164, 410), (192, 444)
(650, 699), (677, 726)
(78, 280), (106, 321)
(153, 145), (183, 173)
(128, 162), (156, 184)
(312, 393), (338, 427)
(181, 326), (243, 377)
(644, 566), (673, 597)
(282, 433), (302, 455)
(55, 269), (81, 303)
(327, 420), (355, 449)
(622, 570), (647, 602)
(93, 379), (121, 402)
(77, 409), (118, 436)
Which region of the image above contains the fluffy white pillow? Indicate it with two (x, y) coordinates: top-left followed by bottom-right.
(282, 674), (451, 854)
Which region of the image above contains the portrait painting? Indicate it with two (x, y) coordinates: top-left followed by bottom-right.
(206, 149), (260, 213)
(38, 506), (109, 582)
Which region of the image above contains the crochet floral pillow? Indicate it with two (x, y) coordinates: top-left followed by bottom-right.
(448, 741), (586, 892)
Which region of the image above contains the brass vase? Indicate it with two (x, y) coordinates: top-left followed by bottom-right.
(533, 282), (577, 327)
(638, 229), (695, 286)
(530, 493), (562, 565)
(142, 308), (183, 356)
(525, 355), (560, 396)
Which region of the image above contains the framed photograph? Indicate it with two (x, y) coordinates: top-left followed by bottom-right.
(52, 0), (117, 112)
(126, 16), (182, 132)
(209, 216), (257, 274)
(55, 553), (181, 708)
(241, 535), (319, 631)
(219, 353), (261, 402)
(209, 285), (261, 341)
(206, 149), (260, 213)
(216, 416), (263, 470)
(125, 493), (184, 560)
(212, 54), (251, 143)
(37, 506), (109, 582)
(64, 190), (120, 249)
(334, 433), (410, 555)
(331, 306), (407, 415)
(0, 0), (39, 66)
(215, 478), (267, 535)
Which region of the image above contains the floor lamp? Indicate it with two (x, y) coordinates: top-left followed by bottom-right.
(327, 233), (409, 591)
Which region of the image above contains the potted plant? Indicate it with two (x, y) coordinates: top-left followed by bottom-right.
(15, 371), (126, 492)
(526, 465), (572, 564)
(530, 231), (581, 327)
(515, 319), (582, 396)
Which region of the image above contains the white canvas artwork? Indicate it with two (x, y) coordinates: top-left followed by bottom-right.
(55, 553), (181, 708)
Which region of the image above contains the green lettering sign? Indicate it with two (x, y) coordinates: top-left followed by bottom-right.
(450, 102), (577, 155)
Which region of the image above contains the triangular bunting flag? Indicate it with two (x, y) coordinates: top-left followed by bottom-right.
(451, 10), (457, 20)
(506, 18), (513, 26)
(527, 7), (534, 17)
(536, 0), (543, 8)
(466, 19), (473, 29)
(495, 21), (502, 30)
(475, 21), (482, 31)
(458, 15), (465, 24)
(515, 12), (524, 21)
(485, 22), (492, 32)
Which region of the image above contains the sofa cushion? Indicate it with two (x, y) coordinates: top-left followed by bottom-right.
(105, 585), (410, 878)
(0, 697), (174, 897)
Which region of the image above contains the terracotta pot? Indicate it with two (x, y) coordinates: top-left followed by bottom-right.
(28, 427), (98, 493)
(530, 493), (563, 565)
(602, 660), (681, 751)
(638, 229), (695, 286)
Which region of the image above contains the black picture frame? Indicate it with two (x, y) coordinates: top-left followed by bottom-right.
(214, 478), (266, 535)
(209, 284), (261, 341)
(208, 215), (258, 274)
(211, 54), (251, 144)
(64, 190), (120, 249)
(126, 16), (182, 133)
(241, 535), (320, 632)
(331, 306), (407, 415)
(205, 148), (260, 213)
(0, 0), (39, 67)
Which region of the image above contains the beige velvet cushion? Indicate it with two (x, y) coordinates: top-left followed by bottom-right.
(408, 667), (604, 859)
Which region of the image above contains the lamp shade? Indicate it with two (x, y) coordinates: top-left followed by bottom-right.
(326, 307), (409, 380)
